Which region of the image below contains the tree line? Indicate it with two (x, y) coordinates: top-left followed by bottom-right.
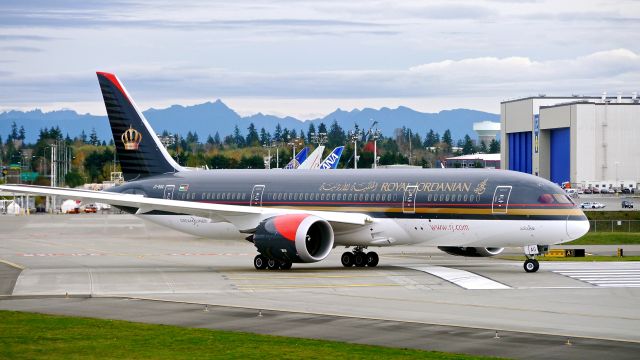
(1, 120), (500, 186)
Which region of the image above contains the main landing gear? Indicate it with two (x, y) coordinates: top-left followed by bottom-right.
(253, 254), (292, 270)
(341, 247), (379, 268)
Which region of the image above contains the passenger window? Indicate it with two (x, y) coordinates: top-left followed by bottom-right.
(364, 194), (369, 201)
(463, 194), (468, 201)
(382, 194), (386, 201)
(457, 194), (462, 202)
(337, 194), (342, 201)
(321, 194), (325, 201)
(375, 194), (380, 201)
(294, 193), (298, 201)
(392, 194), (397, 202)
(445, 194), (450, 202)
(277, 193), (282, 200)
(359, 194), (364, 201)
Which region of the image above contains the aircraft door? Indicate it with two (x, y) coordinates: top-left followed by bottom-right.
(402, 185), (418, 214)
(250, 185), (265, 207)
(492, 186), (512, 214)
(164, 185), (175, 200)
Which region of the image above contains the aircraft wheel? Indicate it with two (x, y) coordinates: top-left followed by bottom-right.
(366, 252), (379, 267)
(267, 258), (280, 270)
(341, 252), (354, 267)
(354, 252), (367, 267)
(524, 259), (539, 273)
(254, 255), (267, 270)
(280, 261), (292, 270)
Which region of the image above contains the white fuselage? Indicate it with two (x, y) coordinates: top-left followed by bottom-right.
(139, 214), (589, 248)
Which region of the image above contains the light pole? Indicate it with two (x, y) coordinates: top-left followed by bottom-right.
(348, 125), (363, 169)
(369, 128), (381, 169)
(287, 137), (304, 168)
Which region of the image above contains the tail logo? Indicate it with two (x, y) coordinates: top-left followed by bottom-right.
(121, 126), (142, 150)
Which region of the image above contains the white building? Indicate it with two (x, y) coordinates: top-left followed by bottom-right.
(501, 94), (640, 190)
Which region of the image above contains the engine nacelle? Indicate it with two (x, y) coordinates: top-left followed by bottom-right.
(252, 214), (334, 263)
(437, 246), (504, 257)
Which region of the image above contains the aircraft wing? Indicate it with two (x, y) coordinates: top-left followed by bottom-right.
(0, 184), (372, 231)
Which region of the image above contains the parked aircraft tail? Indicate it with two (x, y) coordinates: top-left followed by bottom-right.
(96, 72), (183, 181)
(283, 147), (309, 169)
(319, 146), (344, 169)
(298, 145), (326, 169)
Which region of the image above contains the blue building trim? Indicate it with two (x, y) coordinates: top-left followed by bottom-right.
(550, 127), (570, 185)
(508, 131), (532, 174)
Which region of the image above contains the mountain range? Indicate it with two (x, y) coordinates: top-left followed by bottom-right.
(0, 100), (499, 144)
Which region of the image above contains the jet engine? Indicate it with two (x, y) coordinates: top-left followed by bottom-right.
(437, 246), (504, 257)
(252, 214), (334, 263)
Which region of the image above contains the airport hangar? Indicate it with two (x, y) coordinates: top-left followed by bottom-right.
(500, 94), (640, 191)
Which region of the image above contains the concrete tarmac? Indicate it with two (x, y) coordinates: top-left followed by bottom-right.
(1, 214), (640, 359)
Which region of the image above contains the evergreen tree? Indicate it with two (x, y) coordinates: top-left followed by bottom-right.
(328, 120), (346, 148)
(89, 128), (99, 146)
(489, 139), (500, 153)
(80, 130), (87, 144)
(307, 123), (316, 143)
(282, 128), (290, 142)
(18, 126), (26, 141)
(442, 129), (453, 151)
(10, 122), (18, 140)
(318, 122), (327, 135)
(108, 139), (114, 146)
(213, 131), (221, 145)
(246, 123), (260, 146)
(424, 129), (438, 147)
(259, 127), (271, 145)
(462, 134), (475, 155)
(274, 123), (283, 142)
(206, 134), (215, 145)
(479, 140), (488, 153)
(101, 140), (107, 146)
(233, 125), (245, 147)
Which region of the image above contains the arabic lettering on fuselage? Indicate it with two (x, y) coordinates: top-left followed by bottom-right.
(319, 181), (474, 193)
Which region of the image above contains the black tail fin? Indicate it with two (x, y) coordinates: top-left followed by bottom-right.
(97, 72), (182, 181)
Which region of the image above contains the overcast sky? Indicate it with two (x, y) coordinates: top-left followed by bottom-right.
(1, 0), (639, 118)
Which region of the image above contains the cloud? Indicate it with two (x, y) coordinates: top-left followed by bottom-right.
(1, 45), (42, 52)
(0, 34), (55, 41)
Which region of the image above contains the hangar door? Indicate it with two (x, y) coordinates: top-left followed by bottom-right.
(550, 127), (570, 185)
(508, 131), (532, 174)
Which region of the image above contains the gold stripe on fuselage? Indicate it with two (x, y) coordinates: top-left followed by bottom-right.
(259, 205), (582, 216)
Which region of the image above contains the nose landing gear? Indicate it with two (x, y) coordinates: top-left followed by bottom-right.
(523, 245), (548, 273)
(524, 258), (539, 273)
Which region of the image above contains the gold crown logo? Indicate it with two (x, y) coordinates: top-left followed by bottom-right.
(121, 126), (142, 150)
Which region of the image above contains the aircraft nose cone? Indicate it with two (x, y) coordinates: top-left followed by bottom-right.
(566, 217), (590, 240)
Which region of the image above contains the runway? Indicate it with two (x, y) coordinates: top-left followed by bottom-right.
(1, 214), (640, 359)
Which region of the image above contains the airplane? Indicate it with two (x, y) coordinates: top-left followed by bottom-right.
(319, 146), (344, 169)
(0, 72), (590, 273)
(283, 147), (309, 169)
(297, 145), (325, 169)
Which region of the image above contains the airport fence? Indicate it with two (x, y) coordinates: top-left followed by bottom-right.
(589, 220), (640, 232)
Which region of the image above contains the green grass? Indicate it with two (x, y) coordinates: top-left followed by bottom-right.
(499, 255), (640, 262)
(0, 311), (493, 360)
(567, 232), (640, 245)
(585, 211), (640, 221)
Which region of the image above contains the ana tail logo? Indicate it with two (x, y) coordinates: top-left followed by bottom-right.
(121, 125), (142, 150)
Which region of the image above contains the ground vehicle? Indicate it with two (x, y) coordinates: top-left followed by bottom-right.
(583, 188), (593, 194)
(84, 204), (98, 213)
(580, 202), (606, 209)
(622, 200), (634, 209)
(605, 188), (616, 194)
(566, 189), (578, 197)
(622, 188), (635, 194)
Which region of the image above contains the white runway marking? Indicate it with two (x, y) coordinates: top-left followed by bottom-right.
(554, 269), (640, 288)
(408, 265), (511, 290)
